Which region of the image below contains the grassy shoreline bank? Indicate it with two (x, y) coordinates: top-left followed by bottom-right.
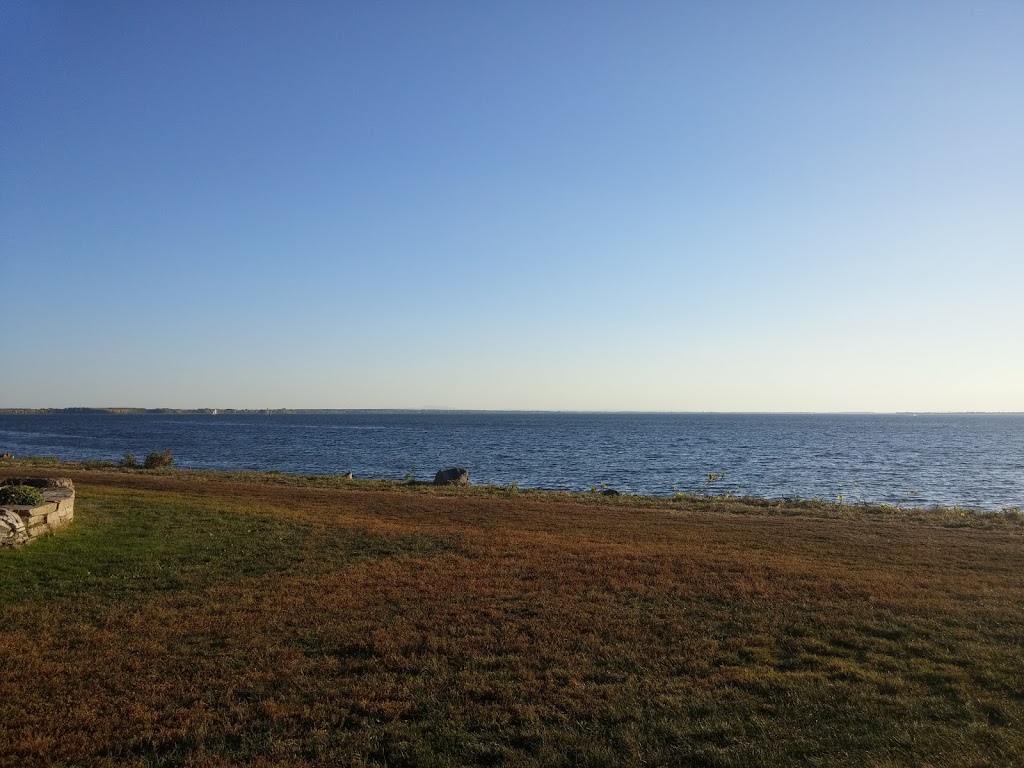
(2, 461), (1023, 765)
(4, 456), (1023, 531)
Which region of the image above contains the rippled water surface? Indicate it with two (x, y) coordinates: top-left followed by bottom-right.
(1, 412), (1022, 509)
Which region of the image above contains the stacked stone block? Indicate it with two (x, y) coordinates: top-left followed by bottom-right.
(0, 479), (75, 549)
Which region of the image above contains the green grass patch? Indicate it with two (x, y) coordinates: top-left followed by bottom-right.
(0, 486), (453, 610)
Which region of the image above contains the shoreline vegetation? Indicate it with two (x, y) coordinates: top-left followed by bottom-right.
(2, 460), (1023, 765)
(2, 456), (1022, 530)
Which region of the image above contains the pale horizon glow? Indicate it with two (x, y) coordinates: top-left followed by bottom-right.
(2, 2), (1022, 412)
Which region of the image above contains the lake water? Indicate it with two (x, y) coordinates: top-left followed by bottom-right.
(1, 412), (1022, 510)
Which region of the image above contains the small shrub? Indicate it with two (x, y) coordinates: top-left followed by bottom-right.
(0, 485), (44, 506)
(143, 450), (174, 469)
(120, 453), (139, 469)
(700, 471), (728, 497)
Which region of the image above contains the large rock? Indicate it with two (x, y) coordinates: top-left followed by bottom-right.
(434, 467), (469, 486)
(0, 509), (28, 549)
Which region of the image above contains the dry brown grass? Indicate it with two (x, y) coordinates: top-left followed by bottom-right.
(2, 467), (1023, 767)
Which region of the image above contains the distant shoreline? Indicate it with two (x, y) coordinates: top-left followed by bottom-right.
(0, 407), (296, 415)
(1, 408), (1022, 416)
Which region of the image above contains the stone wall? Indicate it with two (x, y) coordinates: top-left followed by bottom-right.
(0, 484), (75, 550)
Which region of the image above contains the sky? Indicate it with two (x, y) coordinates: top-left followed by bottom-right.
(2, 1), (1022, 411)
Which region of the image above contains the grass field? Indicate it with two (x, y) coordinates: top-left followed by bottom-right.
(2, 464), (1023, 767)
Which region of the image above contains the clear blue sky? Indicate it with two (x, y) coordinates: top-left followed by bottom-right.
(2, 2), (1021, 411)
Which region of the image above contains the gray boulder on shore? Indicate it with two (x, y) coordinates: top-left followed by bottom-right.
(434, 467), (469, 486)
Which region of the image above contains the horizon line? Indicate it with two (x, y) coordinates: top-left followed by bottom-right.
(2, 407), (1023, 416)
